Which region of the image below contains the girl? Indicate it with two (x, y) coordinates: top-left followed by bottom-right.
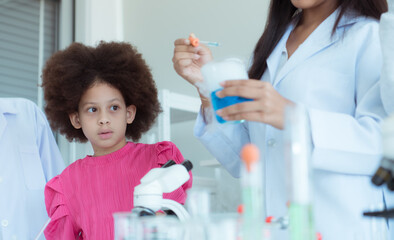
(173, 0), (390, 239)
(42, 41), (192, 239)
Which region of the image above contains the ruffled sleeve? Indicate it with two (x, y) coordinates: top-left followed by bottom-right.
(44, 176), (79, 239)
(155, 141), (193, 204)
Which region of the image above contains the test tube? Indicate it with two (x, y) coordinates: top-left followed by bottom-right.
(240, 144), (264, 240)
(284, 105), (315, 240)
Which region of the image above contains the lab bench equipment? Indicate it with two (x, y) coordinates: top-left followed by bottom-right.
(284, 105), (315, 240)
(132, 160), (193, 221)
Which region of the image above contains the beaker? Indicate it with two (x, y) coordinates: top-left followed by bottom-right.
(201, 58), (252, 124)
(113, 212), (182, 240)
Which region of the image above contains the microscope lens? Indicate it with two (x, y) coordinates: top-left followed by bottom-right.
(387, 178), (394, 191)
(139, 209), (155, 217)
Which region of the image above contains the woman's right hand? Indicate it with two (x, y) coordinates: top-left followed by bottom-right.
(172, 38), (213, 86)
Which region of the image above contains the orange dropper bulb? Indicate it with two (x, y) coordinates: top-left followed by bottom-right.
(241, 144), (259, 172)
(189, 33), (200, 47)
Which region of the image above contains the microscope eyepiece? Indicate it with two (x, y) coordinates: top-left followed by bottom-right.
(182, 160), (193, 172)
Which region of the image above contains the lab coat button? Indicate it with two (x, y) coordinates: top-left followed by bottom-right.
(1, 219), (8, 227)
(267, 139), (276, 147)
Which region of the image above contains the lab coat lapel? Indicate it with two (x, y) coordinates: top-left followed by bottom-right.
(273, 10), (341, 88)
(266, 27), (292, 84)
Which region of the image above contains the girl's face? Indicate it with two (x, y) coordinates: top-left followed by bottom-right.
(69, 82), (136, 157)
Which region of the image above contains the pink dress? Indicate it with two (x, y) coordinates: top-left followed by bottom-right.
(44, 141), (192, 240)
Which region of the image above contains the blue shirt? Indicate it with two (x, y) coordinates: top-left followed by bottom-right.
(0, 98), (65, 240)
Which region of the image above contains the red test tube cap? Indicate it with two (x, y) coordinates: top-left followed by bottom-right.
(237, 204), (244, 214)
(316, 232), (322, 240)
(265, 216), (274, 223)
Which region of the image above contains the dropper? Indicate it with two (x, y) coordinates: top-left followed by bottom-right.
(241, 143), (259, 172)
(189, 33), (220, 47)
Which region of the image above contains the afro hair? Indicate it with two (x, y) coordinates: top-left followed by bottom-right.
(42, 41), (161, 142)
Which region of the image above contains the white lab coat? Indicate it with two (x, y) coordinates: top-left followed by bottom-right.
(379, 1), (394, 238)
(194, 10), (391, 239)
(380, 0), (394, 114)
(0, 98), (65, 240)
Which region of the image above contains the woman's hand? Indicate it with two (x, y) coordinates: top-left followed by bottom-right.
(172, 38), (213, 86)
(215, 80), (294, 129)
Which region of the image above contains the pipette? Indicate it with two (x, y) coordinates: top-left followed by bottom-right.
(199, 41), (220, 47)
(189, 33), (220, 47)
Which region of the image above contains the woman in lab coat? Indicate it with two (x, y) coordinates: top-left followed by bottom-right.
(173, 0), (390, 239)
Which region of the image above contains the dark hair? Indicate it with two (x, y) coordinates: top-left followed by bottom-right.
(248, 0), (388, 80)
(42, 41), (161, 142)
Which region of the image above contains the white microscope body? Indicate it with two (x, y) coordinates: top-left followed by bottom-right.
(132, 160), (192, 221)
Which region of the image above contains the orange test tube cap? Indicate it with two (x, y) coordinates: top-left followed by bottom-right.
(241, 143), (260, 172)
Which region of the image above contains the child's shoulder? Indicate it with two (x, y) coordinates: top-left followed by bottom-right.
(153, 140), (178, 150)
(134, 141), (178, 153)
(132, 141), (183, 164)
(57, 156), (88, 177)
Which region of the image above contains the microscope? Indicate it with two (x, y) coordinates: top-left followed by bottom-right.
(131, 159), (193, 221)
(365, 115), (394, 218)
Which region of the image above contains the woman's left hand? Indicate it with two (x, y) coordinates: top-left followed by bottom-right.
(215, 80), (294, 129)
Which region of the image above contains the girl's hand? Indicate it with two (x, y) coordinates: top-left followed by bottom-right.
(215, 80), (294, 129)
(172, 38), (213, 86)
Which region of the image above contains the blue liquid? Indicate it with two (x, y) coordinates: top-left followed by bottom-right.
(211, 89), (253, 124)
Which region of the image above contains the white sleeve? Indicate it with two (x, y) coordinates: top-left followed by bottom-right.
(380, 11), (394, 114)
(34, 104), (65, 181)
(194, 109), (250, 178)
(309, 25), (387, 175)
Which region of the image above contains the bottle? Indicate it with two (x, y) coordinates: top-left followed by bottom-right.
(284, 105), (315, 240)
(240, 143), (264, 240)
